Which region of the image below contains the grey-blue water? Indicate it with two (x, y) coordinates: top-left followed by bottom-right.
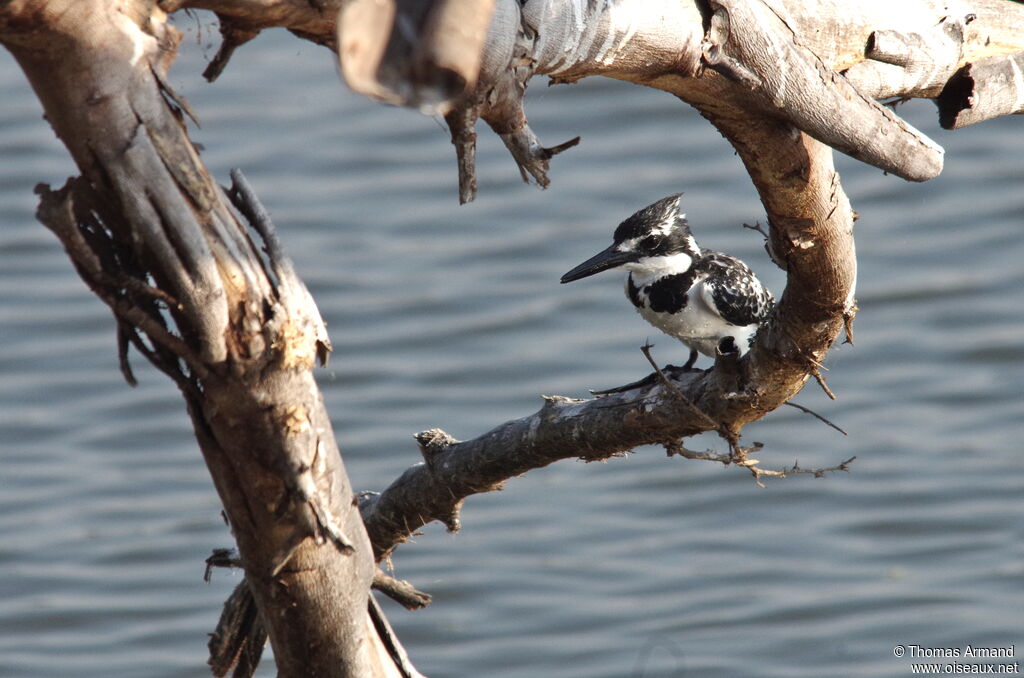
(2, 17), (1022, 678)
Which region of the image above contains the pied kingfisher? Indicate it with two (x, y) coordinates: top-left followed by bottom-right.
(560, 194), (775, 371)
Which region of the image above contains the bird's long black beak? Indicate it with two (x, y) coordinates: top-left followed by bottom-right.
(560, 245), (639, 283)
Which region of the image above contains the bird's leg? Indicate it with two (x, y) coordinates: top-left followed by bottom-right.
(647, 349), (702, 385)
(680, 348), (698, 371)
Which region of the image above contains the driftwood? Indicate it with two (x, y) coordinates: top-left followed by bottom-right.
(4, 0), (1024, 677)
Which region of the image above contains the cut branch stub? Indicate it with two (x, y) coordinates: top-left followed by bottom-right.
(444, 104), (480, 204)
(844, 18), (967, 99)
(373, 570), (433, 610)
(416, 427), (458, 466)
(203, 16), (260, 83)
(937, 51), (1024, 128)
(703, 0), (945, 182)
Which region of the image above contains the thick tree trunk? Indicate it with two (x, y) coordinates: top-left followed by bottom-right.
(0, 2), (406, 676)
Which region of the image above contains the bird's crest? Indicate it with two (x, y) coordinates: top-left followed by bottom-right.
(613, 193), (688, 243)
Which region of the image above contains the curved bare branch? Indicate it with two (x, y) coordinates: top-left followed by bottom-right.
(700, 0), (944, 181)
(169, 0), (1024, 196)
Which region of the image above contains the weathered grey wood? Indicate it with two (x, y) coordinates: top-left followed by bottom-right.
(938, 51), (1024, 128)
(176, 0), (1024, 199)
(700, 0), (944, 181)
(338, 0), (496, 112)
(844, 22), (967, 99)
(1, 2), (412, 677)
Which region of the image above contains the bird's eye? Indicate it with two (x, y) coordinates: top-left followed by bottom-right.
(641, 235), (661, 250)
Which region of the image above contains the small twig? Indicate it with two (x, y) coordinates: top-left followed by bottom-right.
(883, 96), (912, 110)
(842, 305), (857, 345)
(783, 400), (846, 435)
(116, 321), (138, 387)
(203, 18), (259, 83)
(811, 367), (836, 400)
(767, 455), (856, 479)
(639, 342), (717, 428)
(545, 135), (582, 156)
(778, 325), (832, 375)
(372, 570), (432, 610)
(777, 326), (836, 400)
(668, 440), (856, 486)
(119, 319), (202, 398)
(119, 275), (182, 309)
(642, 343), (755, 468)
(714, 425), (752, 467)
(36, 181), (210, 380)
(742, 221), (770, 239)
(228, 169), (286, 271)
(498, 128), (580, 188)
(204, 547), (243, 583)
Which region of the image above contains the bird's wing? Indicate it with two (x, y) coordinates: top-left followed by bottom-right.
(699, 253), (774, 327)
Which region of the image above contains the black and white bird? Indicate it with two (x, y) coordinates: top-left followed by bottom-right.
(561, 194), (775, 371)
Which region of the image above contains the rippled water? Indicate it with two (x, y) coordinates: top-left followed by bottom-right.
(2, 17), (1022, 678)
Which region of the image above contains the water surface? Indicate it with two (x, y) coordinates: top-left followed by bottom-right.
(1, 18), (1021, 678)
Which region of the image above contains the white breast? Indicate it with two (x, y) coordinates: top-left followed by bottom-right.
(628, 276), (759, 358)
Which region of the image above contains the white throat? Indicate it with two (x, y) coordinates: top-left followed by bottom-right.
(622, 251), (693, 285)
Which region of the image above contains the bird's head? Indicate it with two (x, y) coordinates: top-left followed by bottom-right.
(560, 194), (699, 284)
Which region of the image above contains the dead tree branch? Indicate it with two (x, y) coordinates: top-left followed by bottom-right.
(360, 362), (779, 561)
(2, 2), (414, 676)
(359, 367), (855, 560)
(937, 51), (1024, 128)
(169, 0), (1024, 200)
(700, 0), (944, 182)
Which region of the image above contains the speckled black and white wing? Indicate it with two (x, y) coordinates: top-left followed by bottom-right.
(699, 252), (775, 328)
